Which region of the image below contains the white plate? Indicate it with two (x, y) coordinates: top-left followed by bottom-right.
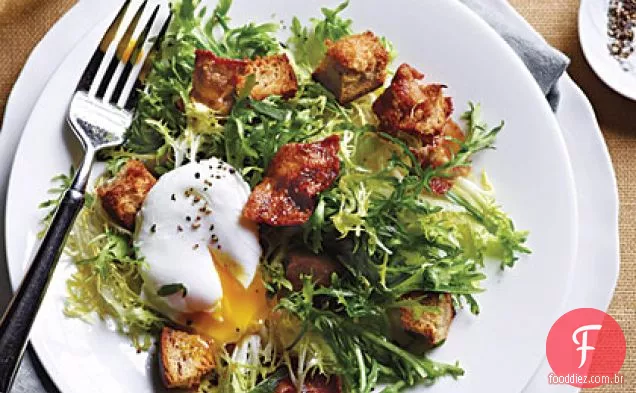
(579, 0), (636, 100)
(4, 0), (579, 392)
(521, 74), (620, 393)
(0, 2), (618, 393)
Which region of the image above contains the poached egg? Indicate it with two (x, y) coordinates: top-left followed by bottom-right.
(135, 158), (269, 343)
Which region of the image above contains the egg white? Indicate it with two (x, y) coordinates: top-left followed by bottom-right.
(135, 157), (262, 315)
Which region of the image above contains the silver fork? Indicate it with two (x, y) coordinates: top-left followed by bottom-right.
(0, 1), (171, 391)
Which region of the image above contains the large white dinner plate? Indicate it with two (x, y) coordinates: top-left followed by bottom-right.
(4, 0), (578, 392)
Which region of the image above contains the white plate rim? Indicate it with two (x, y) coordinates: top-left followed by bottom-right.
(3, 1), (588, 392)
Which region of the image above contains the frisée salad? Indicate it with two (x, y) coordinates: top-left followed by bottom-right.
(38, 1), (531, 392)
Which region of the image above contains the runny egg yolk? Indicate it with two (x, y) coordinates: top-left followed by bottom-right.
(181, 248), (271, 344)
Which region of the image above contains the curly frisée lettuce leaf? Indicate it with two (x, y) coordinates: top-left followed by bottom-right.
(288, 0), (396, 79)
(275, 279), (464, 392)
(447, 176), (531, 268)
(288, 1), (353, 74)
(123, 0), (281, 164)
(61, 190), (163, 351)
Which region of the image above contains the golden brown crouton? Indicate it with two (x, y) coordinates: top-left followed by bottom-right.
(238, 54), (299, 100)
(372, 63), (453, 142)
(190, 49), (247, 115)
(160, 327), (216, 389)
(313, 31), (388, 104)
(400, 292), (455, 346)
(97, 160), (156, 230)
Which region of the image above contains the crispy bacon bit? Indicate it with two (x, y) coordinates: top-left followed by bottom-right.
(190, 49), (247, 115)
(243, 135), (341, 226)
(275, 376), (342, 393)
(409, 120), (470, 195)
(429, 177), (453, 195)
(410, 120), (465, 169)
(286, 251), (342, 291)
(372, 63), (453, 142)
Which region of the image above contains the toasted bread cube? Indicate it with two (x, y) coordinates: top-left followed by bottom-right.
(400, 292), (455, 346)
(238, 54), (298, 100)
(190, 49), (247, 115)
(160, 327), (216, 389)
(313, 31), (388, 104)
(373, 63), (453, 141)
(97, 160), (156, 230)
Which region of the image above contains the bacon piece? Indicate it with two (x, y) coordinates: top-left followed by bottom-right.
(190, 50), (247, 115)
(286, 251), (342, 291)
(275, 376), (342, 393)
(409, 120), (470, 195)
(410, 120), (465, 169)
(372, 63), (453, 142)
(243, 136), (340, 226)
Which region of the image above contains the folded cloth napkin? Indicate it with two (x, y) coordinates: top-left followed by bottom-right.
(460, 0), (570, 110)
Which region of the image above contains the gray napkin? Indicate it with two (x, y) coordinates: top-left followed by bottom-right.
(460, 0), (571, 111)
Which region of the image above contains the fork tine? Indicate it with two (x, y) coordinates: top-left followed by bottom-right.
(97, 0), (149, 100)
(123, 12), (173, 110)
(76, 0), (131, 92)
(110, 4), (161, 105)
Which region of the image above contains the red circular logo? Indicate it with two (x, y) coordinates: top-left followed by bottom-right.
(546, 308), (626, 388)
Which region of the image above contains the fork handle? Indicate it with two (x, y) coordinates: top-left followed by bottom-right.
(0, 188), (85, 393)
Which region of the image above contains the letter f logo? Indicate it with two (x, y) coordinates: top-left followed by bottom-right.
(572, 324), (602, 368)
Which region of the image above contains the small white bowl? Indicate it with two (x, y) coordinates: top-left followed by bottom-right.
(580, 0), (636, 100)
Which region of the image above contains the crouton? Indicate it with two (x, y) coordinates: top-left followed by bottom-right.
(400, 292), (455, 346)
(97, 160), (156, 230)
(372, 63), (453, 142)
(286, 251), (342, 290)
(238, 54), (298, 100)
(313, 31), (388, 104)
(160, 327), (216, 389)
(190, 49), (247, 115)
